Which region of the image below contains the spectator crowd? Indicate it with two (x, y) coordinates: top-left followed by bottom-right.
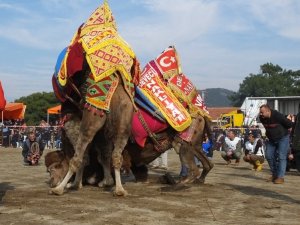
(0, 119), (63, 150)
(1, 104), (299, 176)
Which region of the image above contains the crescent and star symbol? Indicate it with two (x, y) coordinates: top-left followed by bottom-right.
(159, 56), (176, 68)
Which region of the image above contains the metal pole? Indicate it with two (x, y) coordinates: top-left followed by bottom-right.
(274, 99), (279, 110)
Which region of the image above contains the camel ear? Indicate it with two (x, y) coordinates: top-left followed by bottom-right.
(45, 151), (65, 167)
(45, 152), (56, 167)
(57, 151), (66, 162)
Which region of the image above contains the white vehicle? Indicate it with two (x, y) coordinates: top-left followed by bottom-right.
(240, 97), (267, 126)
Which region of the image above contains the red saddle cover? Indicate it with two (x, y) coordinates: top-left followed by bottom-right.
(131, 108), (168, 148)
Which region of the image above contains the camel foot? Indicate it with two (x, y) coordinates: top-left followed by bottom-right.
(49, 186), (65, 195)
(194, 178), (205, 184)
(98, 177), (114, 188)
(179, 176), (196, 184)
(66, 182), (82, 190)
(113, 187), (128, 197)
(87, 175), (97, 185)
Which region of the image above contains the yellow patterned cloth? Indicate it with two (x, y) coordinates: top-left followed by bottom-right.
(79, 1), (135, 83)
(56, 1), (137, 111)
(85, 73), (119, 111)
(57, 1), (136, 85)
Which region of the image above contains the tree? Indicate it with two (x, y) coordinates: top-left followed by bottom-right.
(230, 63), (300, 106)
(15, 92), (59, 125)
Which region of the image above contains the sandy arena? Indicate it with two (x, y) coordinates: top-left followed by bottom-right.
(0, 147), (299, 225)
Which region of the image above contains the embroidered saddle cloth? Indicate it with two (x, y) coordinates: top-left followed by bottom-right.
(54, 1), (137, 111)
(137, 50), (192, 132)
(135, 46), (211, 142)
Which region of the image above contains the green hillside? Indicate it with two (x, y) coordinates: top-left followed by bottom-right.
(200, 88), (234, 107)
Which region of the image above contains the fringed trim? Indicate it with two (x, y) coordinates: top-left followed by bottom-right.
(84, 103), (106, 117)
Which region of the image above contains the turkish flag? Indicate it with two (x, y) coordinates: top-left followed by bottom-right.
(155, 46), (179, 73)
(0, 81), (7, 111)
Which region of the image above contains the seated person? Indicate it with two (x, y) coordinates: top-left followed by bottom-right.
(243, 131), (265, 171)
(202, 133), (213, 159)
(22, 131), (45, 165)
(194, 133), (213, 167)
(221, 130), (242, 165)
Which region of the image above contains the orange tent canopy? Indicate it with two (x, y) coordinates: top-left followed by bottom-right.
(47, 105), (61, 114)
(2, 103), (26, 120)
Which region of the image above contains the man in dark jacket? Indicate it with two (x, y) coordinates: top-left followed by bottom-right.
(22, 131), (45, 165)
(259, 104), (293, 184)
(292, 107), (300, 172)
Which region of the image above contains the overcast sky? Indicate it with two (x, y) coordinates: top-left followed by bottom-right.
(1, 0), (300, 101)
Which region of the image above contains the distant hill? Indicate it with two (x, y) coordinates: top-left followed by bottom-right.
(200, 88), (235, 107)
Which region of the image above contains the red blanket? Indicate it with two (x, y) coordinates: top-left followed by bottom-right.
(131, 108), (168, 147)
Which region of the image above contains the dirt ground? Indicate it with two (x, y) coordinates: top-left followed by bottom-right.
(0, 147), (299, 225)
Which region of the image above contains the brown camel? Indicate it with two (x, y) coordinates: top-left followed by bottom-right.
(123, 115), (214, 184)
(50, 76), (134, 196)
(46, 111), (214, 189)
(49, 0), (140, 196)
(45, 122), (105, 188)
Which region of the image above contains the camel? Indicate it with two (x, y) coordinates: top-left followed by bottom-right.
(45, 125), (105, 188)
(49, 0), (217, 196)
(49, 2), (139, 195)
(123, 115), (214, 184)
(45, 109), (214, 189)
(50, 66), (134, 196)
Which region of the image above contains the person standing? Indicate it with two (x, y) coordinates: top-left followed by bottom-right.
(150, 151), (168, 170)
(292, 105), (300, 172)
(259, 104), (293, 184)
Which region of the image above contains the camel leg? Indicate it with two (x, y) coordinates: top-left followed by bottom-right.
(111, 117), (133, 196)
(179, 143), (200, 184)
(112, 136), (129, 196)
(192, 146), (214, 184)
(64, 116), (81, 147)
(64, 116), (84, 189)
(66, 150), (90, 190)
(97, 143), (114, 188)
(50, 110), (106, 195)
(98, 164), (114, 188)
(108, 82), (133, 196)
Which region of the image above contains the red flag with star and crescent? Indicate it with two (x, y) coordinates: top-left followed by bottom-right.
(154, 46), (210, 116)
(154, 46), (181, 80)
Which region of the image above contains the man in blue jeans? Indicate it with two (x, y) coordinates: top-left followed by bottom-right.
(259, 104), (293, 184)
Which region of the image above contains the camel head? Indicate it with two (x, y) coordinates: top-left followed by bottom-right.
(45, 151), (69, 187)
(47, 161), (69, 187)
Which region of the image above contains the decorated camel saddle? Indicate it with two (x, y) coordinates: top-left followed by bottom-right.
(52, 1), (139, 113)
(131, 46), (211, 150)
(51, 1), (210, 151)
